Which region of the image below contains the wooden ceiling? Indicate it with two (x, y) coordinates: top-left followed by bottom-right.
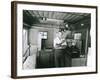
(23, 10), (90, 26)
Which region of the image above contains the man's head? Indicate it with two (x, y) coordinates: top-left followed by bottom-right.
(59, 28), (64, 32)
(72, 40), (77, 46)
(66, 39), (72, 47)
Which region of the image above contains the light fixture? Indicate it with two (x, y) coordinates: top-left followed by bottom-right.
(81, 23), (84, 26)
(65, 23), (68, 28)
(42, 17), (47, 21)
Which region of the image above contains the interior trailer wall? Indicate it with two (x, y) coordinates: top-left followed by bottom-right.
(73, 18), (91, 55)
(23, 29), (38, 69)
(71, 18), (91, 66)
(32, 26), (54, 49)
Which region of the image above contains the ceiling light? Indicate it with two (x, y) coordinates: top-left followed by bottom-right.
(81, 23), (84, 26)
(65, 24), (68, 28)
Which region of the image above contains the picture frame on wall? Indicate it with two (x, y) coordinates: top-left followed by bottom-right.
(11, 1), (98, 78)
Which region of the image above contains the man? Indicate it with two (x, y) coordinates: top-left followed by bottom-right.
(54, 28), (71, 48)
(64, 39), (73, 67)
(54, 27), (72, 67)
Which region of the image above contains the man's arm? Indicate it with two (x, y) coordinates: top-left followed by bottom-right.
(59, 39), (66, 45)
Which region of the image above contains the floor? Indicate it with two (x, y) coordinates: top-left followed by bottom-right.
(23, 54), (36, 69)
(36, 49), (55, 68)
(23, 48), (91, 69)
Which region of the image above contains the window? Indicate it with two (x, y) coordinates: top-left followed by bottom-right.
(40, 32), (47, 39)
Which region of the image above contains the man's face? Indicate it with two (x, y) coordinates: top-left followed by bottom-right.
(67, 42), (72, 47)
(72, 40), (76, 46)
(67, 39), (72, 47)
